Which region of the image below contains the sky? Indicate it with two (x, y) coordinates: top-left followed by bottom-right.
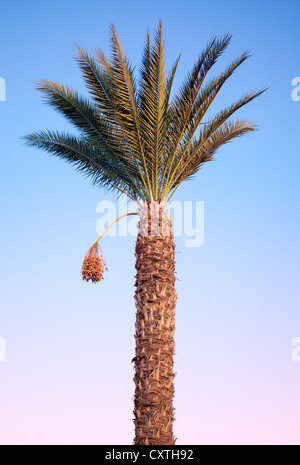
(0, 0), (300, 445)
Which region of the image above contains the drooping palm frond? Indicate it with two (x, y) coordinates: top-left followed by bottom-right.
(29, 80), (148, 200)
(167, 119), (257, 199)
(24, 130), (140, 197)
(163, 89), (265, 196)
(24, 23), (266, 204)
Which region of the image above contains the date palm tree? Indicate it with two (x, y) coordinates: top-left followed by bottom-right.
(25, 22), (265, 445)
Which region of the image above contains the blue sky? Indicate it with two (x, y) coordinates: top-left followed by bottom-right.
(0, 0), (300, 445)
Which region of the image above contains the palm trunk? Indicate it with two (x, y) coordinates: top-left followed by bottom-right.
(133, 203), (177, 445)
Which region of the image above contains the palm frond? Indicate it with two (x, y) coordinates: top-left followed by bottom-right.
(180, 52), (250, 147)
(24, 130), (141, 198)
(36, 79), (105, 141)
(160, 34), (232, 194)
(74, 44), (116, 124)
(163, 89), (265, 196)
(35, 79), (147, 198)
(165, 54), (181, 105)
(168, 119), (256, 193)
(139, 21), (168, 198)
(109, 24), (153, 199)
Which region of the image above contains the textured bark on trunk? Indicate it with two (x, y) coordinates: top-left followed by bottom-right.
(133, 203), (177, 445)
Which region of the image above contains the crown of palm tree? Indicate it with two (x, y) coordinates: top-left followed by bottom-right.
(25, 22), (265, 204)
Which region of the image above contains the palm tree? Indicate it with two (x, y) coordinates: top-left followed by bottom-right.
(25, 22), (265, 445)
